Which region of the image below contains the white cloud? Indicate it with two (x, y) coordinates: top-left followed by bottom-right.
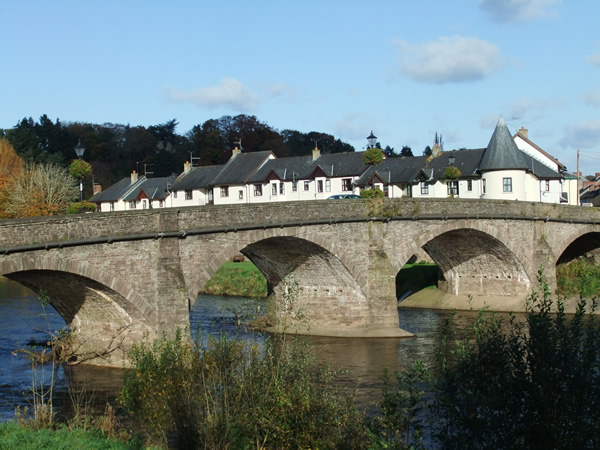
(164, 78), (258, 111)
(562, 120), (600, 149)
(587, 53), (600, 66)
(479, 0), (561, 23)
(395, 36), (503, 84)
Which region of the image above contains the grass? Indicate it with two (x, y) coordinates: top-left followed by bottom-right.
(202, 261), (268, 298)
(396, 262), (438, 299)
(0, 421), (144, 449)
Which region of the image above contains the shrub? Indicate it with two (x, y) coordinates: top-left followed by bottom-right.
(443, 166), (461, 180)
(556, 258), (600, 298)
(360, 187), (384, 199)
(362, 147), (384, 165)
(434, 267), (600, 448)
(67, 201), (97, 214)
(120, 330), (369, 448)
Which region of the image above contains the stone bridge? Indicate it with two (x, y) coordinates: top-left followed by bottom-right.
(1, 199), (599, 367)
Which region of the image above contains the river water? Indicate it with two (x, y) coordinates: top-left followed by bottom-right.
(0, 276), (479, 422)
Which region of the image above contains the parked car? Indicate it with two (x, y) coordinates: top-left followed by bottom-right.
(327, 194), (360, 199)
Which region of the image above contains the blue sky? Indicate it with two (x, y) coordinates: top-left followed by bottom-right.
(3, 0), (600, 174)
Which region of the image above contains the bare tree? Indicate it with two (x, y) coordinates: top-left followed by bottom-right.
(4, 163), (78, 217)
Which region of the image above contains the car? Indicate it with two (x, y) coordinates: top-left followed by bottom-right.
(327, 194), (361, 199)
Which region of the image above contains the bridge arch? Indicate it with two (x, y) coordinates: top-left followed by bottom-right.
(0, 254), (156, 366)
(180, 226), (373, 333)
(550, 225), (600, 265)
(389, 220), (531, 297)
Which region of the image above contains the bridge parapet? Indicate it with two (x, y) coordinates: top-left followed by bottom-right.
(1, 199), (598, 250)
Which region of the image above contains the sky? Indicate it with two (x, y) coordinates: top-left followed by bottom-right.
(2, 0), (600, 175)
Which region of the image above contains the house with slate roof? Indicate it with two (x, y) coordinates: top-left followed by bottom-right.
(479, 117), (564, 203)
(91, 117), (576, 211)
(90, 171), (176, 212)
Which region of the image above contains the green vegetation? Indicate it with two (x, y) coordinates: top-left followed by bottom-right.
(362, 147), (385, 165)
(0, 421), (141, 450)
(432, 267), (600, 448)
(67, 200), (97, 214)
(360, 187), (385, 199)
(556, 258), (600, 298)
(396, 262), (438, 299)
(443, 166), (461, 180)
(120, 330), (370, 448)
(202, 260), (268, 298)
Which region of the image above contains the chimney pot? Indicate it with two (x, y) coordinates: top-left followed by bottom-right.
(312, 146), (320, 160)
(131, 170), (138, 184)
(183, 161), (192, 173)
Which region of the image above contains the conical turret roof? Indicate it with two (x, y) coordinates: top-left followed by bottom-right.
(479, 117), (529, 172)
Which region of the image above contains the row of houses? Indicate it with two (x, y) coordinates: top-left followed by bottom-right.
(90, 117), (579, 212)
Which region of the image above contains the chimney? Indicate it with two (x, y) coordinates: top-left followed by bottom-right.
(93, 184), (102, 195)
(517, 127), (528, 139)
(183, 161), (192, 173)
(431, 143), (441, 157)
(232, 146), (242, 158)
(131, 170), (138, 184)
(312, 146), (320, 160)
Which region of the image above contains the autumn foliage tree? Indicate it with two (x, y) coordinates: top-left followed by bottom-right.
(3, 163), (78, 218)
(0, 138), (24, 217)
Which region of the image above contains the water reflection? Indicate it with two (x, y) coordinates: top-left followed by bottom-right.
(0, 280), (497, 422)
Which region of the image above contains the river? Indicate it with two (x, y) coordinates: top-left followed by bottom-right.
(0, 276), (480, 423)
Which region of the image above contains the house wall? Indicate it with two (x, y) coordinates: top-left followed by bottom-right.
(482, 170), (530, 201)
(514, 136), (561, 173)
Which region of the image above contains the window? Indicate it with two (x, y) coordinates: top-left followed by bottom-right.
(384, 185), (389, 197)
(317, 180), (323, 193)
(325, 180), (331, 192)
(254, 184), (262, 196)
(238, 190), (244, 200)
(220, 186), (229, 197)
(545, 180), (550, 192)
(304, 181), (310, 191)
(342, 178), (352, 191)
(280, 182), (285, 195)
(185, 190), (193, 200)
(503, 177), (512, 193)
(482, 179), (486, 194)
(173, 191), (177, 199)
(292, 181), (298, 192)
(272, 183), (277, 195)
(110, 202), (115, 211)
(142, 199), (147, 209)
(159, 200), (164, 207)
(129, 201), (136, 209)
(421, 184), (429, 195)
(467, 180), (472, 192)
(447, 181), (458, 196)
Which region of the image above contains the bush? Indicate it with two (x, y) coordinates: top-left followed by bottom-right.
(556, 258), (600, 298)
(434, 267), (600, 448)
(67, 201), (97, 214)
(360, 187), (384, 199)
(120, 330), (370, 448)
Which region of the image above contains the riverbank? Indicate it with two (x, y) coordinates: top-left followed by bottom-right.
(400, 287), (592, 314)
(201, 261), (267, 298)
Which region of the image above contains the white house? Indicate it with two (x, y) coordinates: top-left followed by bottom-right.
(92, 117), (576, 211)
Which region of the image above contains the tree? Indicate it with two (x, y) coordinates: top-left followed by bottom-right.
(3, 163), (78, 217)
(362, 147), (384, 166)
(423, 146), (432, 157)
(400, 146), (414, 157)
(68, 159), (92, 180)
(0, 138), (24, 185)
(383, 145), (397, 158)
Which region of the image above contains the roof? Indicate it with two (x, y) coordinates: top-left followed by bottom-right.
(355, 155), (428, 186)
(122, 175), (177, 202)
(248, 151), (367, 183)
(211, 151), (274, 185)
(479, 117), (529, 172)
(90, 177), (142, 203)
(513, 131), (566, 171)
(170, 165), (223, 191)
(423, 149), (485, 183)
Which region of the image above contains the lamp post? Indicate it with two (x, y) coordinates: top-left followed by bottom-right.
(74, 140), (85, 201)
(448, 153), (456, 166)
(366, 131), (377, 148)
